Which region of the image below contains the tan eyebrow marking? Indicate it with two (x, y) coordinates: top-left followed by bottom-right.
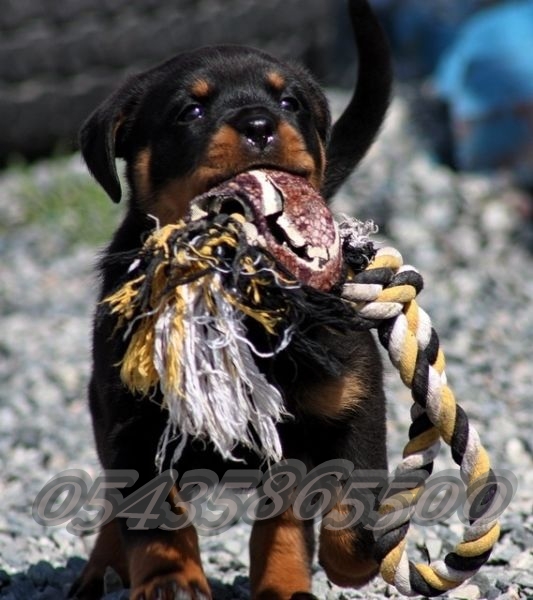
(190, 78), (212, 98)
(266, 71), (286, 91)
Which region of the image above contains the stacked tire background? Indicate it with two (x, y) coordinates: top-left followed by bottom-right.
(0, 0), (336, 164)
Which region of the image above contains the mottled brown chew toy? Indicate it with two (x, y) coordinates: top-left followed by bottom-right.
(191, 169), (344, 290)
(102, 169), (503, 597)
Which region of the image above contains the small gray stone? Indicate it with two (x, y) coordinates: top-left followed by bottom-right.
(35, 587), (64, 600)
(27, 561), (55, 587)
(509, 550), (533, 571)
(223, 539), (244, 557)
(511, 569), (533, 590)
(495, 584), (525, 600)
(448, 584), (481, 599)
(424, 530), (443, 560)
(505, 438), (532, 467)
(489, 537), (518, 565)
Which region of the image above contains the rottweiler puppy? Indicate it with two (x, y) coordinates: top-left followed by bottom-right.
(71, 1), (392, 598)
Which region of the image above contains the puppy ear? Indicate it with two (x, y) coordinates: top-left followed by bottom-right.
(79, 75), (147, 203)
(79, 94), (125, 203)
(322, 0), (393, 200)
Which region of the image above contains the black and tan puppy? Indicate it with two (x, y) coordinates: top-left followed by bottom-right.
(71, 1), (392, 598)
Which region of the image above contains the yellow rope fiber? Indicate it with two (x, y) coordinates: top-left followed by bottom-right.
(343, 246), (502, 596)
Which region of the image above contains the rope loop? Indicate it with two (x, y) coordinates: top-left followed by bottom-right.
(342, 246), (501, 597)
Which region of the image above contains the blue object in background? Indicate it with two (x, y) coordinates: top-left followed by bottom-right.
(435, 0), (533, 119)
(433, 0), (533, 182)
(371, 0), (485, 78)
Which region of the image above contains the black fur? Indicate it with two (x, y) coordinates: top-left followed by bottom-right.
(74, 2), (393, 598)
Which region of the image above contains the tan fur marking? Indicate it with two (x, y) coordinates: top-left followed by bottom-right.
(134, 148), (153, 204)
(250, 507), (312, 599)
(73, 519), (129, 595)
(303, 372), (366, 420)
(266, 71), (286, 91)
(150, 176), (206, 225)
(206, 124), (247, 168)
(147, 125), (243, 224)
(128, 490), (210, 599)
(319, 506), (379, 587)
(277, 122), (321, 188)
(190, 78), (212, 98)
(113, 114), (126, 142)
(76, 490), (210, 599)
(127, 526), (209, 599)
(146, 120), (324, 225)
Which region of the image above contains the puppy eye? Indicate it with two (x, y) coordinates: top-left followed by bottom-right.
(280, 96), (300, 113)
(177, 103), (205, 123)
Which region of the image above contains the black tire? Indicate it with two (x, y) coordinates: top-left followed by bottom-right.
(0, 0), (336, 164)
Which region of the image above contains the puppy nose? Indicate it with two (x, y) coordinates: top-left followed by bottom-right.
(234, 113), (276, 150)
(243, 117), (275, 149)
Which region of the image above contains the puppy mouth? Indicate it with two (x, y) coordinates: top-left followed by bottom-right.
(205, 164), (312, 193)
(189, 169), (341, 290)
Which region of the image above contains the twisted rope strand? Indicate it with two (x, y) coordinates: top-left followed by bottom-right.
(342, 247), (500, 597)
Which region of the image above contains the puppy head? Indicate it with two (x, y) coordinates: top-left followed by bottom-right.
(80, 46), (331, 223)
(80, 0), (392, 223)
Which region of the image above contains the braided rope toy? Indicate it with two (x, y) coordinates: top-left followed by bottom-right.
(342, 248), (500, 596)
(102, 169), (502, 597)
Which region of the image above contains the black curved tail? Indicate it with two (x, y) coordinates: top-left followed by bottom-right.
(322, 0), (393, 200)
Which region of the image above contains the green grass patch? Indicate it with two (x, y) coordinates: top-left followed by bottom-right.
(1, 156), (123, 247)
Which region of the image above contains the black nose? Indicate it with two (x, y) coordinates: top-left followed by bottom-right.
(233, 111), (276, 150)
(243, 117), (275, 149)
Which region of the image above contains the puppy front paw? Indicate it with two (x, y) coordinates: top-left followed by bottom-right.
(131, 573), (211, 600)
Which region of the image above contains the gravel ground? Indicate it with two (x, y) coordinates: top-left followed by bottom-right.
(0, 91), (532, 599)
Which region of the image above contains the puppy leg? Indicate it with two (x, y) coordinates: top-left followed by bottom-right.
(113, 464), (211, 600)
(69, 519), (128, 599)
(72, 380), (211, 600)
(69, 485), (210, 600)
(250, 506), (315, 600)
(312, 378), (387, 588)
(297, 336), (387, 589)
(319, 512), (380, 587)
(126, 522), (209, 600)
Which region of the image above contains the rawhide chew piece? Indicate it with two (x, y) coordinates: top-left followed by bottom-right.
(190, 169), (342, 291)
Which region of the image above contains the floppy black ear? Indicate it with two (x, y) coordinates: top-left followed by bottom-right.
(79, 92), (126, 203)
(322, 0), (393, 200)
(79, 74), (149, 203)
